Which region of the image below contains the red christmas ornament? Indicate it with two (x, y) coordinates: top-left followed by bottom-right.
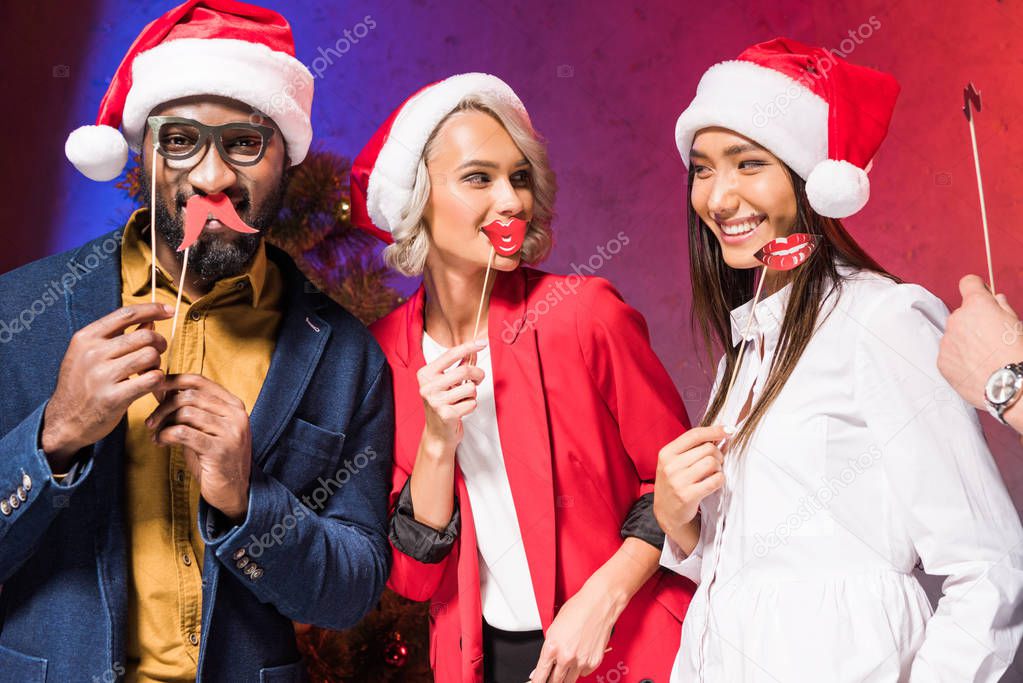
(383, 631), (409, 668)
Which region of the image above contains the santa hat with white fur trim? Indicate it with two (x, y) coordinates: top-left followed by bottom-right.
(65, 0), (313, 182)
(675, 37), (900, 219)
(350, 73), (528, 243)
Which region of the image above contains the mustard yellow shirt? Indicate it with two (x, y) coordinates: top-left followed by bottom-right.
(119, 210), (283, 682)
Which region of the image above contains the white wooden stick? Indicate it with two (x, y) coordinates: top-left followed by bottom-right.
(150, 143), (158, 303)
(721, 265), (768, 420)
(967, 116), (996, 293)
(167, 246), (190, 357)
(471, 246), (495, 343)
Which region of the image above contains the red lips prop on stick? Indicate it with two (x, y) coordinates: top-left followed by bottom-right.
(754, 233), (819, 271)
(481, 217), (527, 257)
(719, 233), (820, 435)
(468, 218), (528, 362)
(963, 82), (996, 293)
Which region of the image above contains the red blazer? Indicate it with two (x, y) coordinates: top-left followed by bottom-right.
(371, 268), (695, 682)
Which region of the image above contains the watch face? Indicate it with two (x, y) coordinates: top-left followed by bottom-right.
(987, 368), (1019, 405)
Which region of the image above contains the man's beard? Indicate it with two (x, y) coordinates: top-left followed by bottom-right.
(141, 176), (287, 281)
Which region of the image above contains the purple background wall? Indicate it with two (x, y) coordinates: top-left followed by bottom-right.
(4, 1), (1023, 671)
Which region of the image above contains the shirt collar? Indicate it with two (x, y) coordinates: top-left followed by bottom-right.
(729, 281), (793, 346)
(121, 208), (271, 307)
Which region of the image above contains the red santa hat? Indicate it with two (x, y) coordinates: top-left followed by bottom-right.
(675, 37), (900, 219)
(64, 0), (314, 182)
(350, 73), (528, 243)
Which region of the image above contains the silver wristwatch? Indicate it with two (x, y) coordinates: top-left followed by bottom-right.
(984, 362), (1023, 425)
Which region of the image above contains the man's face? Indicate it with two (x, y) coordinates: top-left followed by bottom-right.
(140, 96), (288, 281)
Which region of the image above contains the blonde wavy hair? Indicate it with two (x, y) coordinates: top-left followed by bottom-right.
(382, 93), (556, 276)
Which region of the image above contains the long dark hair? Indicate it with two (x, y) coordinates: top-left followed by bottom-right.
(690, 164), (898, 451)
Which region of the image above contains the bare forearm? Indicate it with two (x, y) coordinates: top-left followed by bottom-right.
(666, 516), (701, 557)
(408, 433), (457, 530)
(587, 536), (662, 616)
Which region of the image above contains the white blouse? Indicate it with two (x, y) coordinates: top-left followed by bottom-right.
(661, 268), (1023, 682)
(422, 332), (543, 632)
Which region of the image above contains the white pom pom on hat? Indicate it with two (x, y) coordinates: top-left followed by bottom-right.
(805, 159), (870, 219)
(674, 37), (900, 219)
(64, 124), (130, 182)
(64, 0), (314, 182)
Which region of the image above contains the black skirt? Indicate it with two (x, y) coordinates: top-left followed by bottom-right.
(482, 620), (545, 683)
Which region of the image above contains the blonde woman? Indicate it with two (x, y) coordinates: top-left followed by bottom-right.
(350, 73), (694, 682)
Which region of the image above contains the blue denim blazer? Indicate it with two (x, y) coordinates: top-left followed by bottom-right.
(0, 229), (394, 682)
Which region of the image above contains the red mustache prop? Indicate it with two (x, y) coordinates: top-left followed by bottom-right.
(178, 193), (259, 252)
(481, 217), (527, 256)
(754, 233), (820, 271)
